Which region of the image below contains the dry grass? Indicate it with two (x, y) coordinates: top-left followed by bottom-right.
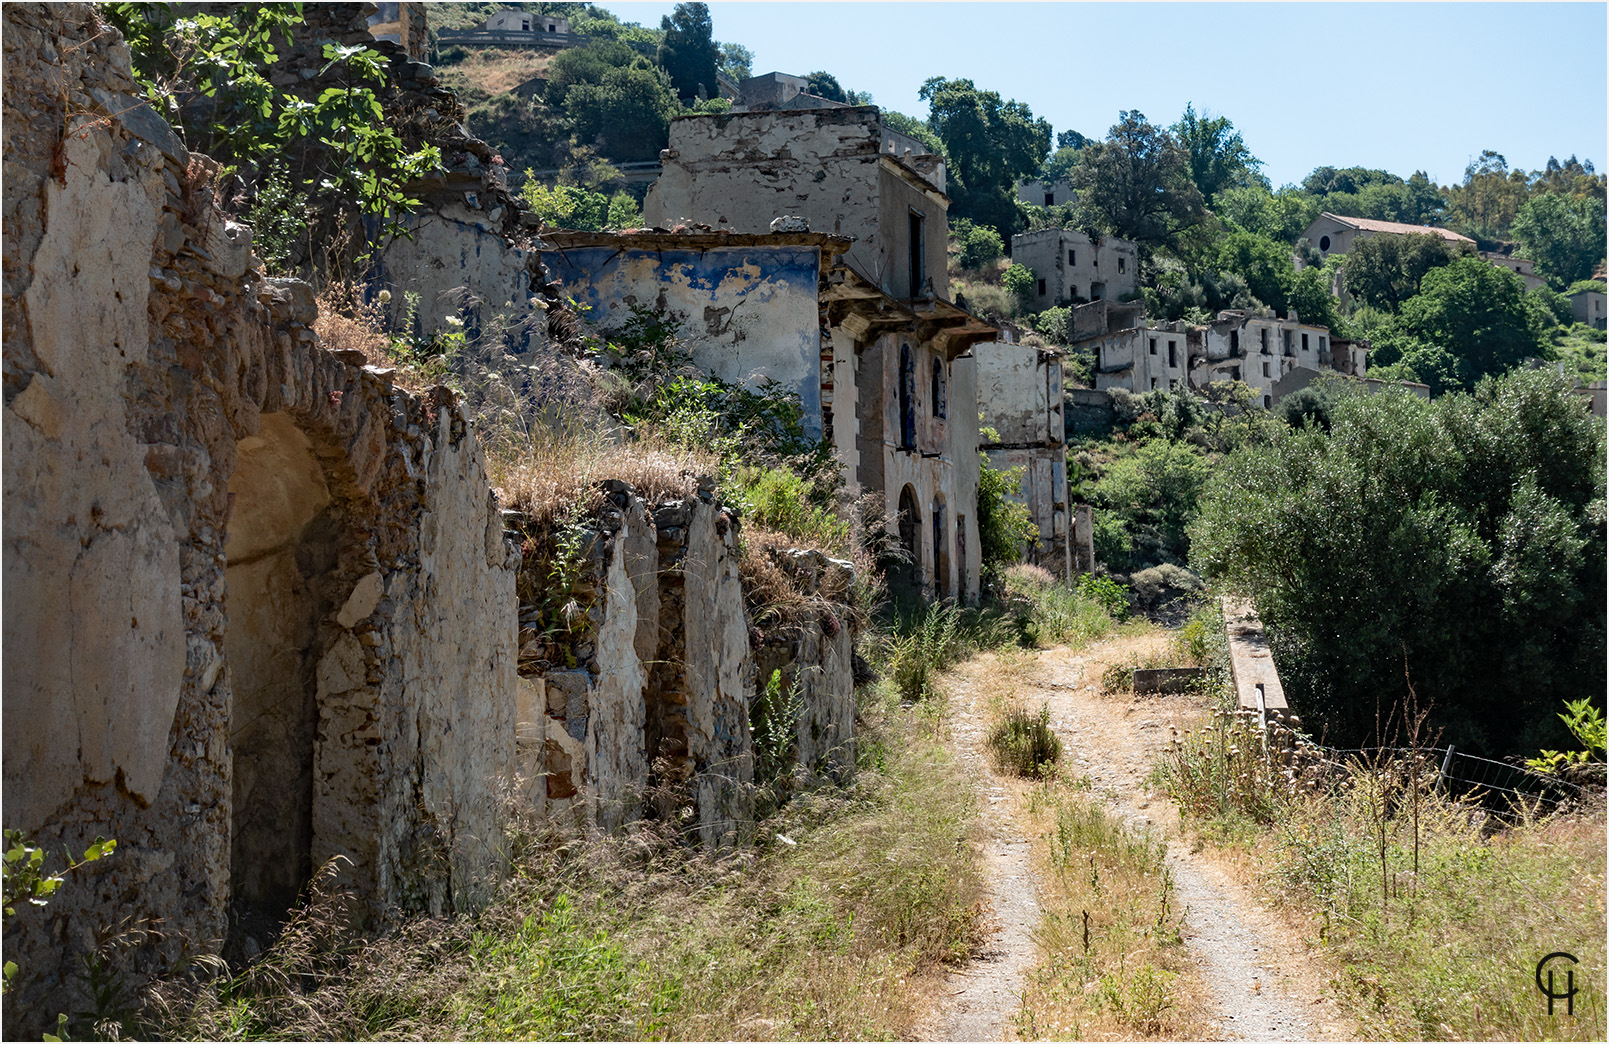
(436, 47), (554, 98)
(489, 425), (717, 525)
(1262, 783), (1607, 1041)
(1016, 778), (1211, 1040)
(313, 283), (443, 397)
(140, 700), (985, 1042)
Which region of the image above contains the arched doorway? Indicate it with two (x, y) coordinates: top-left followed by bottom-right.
(894, 484), (922, 600)
(223, 413), (353, 926)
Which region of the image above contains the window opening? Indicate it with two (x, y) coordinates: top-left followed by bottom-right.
(899, 343), (916, 449)
(908, 209), (925, 299)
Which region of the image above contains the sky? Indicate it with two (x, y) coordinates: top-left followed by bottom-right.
(606, 1), (1609, 189)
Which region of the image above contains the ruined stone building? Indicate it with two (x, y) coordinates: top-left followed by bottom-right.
(532, 228), (853, 439)
(0, 6), (859, 1028)
(1011, 228), (1140, 307)
(1015, 178), (1077, 209)
(3, 4), (516, 1021)
(1072, 300), (1368, 407)
(974, 328), (1074, 576)
(644, 107), (998, 601)
(1571, 286), (1607, 329)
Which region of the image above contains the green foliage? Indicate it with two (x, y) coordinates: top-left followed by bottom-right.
(717, 41), (753, 82)
(104, 4), (440, 258)
(804, 70), (849, 103)
(752, 669), (805, 794)
(1075, 574), (1130, 623)
(1512, 192), (1609, 290)
(1374, 257), (1550, 393)
(1091, 439), (1210, 569)
(563, 60), (679, 163)
(1217, 184), (1321, 244)
(1070, 110), (1206, 247)
(729, 466), (848, 551)
(1214, 229), (1294, 312)
(955, 223), (1004, 270)
(519, 178), (640, 231)
(1001, 261), (1035, 306)
(657, 1), (719, 102)
(919, 77), (1051, 235)
(1001, 565), (1118, 647)
(1527, 698), (1608, 773)
(1342, 231), (1470, 312)
(1189, 368), (1607, 754)
(1038, 144), (1082, 186)
(238, 161), (309, 273)
(3, 831), (117, 997)
(1172, 103), (1265, 201)
(976, 457), (1036, 577)
(987, 705), (1062, 778)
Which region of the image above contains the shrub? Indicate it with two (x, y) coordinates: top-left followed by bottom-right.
(957, 225), (1004, 269)
(987, 705), (1062, 778)
(1002, 262), (1035, 307)
(1076, 573), (1129, 622)
(1004, 564), (1116, 648)
(976, 456), (1035, 577)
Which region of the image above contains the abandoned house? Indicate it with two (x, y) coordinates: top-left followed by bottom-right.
(1571, 286), (1607, 329)
(0, 5), (861, 1029)
(973, 326), (1074, 576)
(644, 106), (999, 601)
(1015, 178), (1077, 210)
(1072, 299), (1369, 407)
(532, 229), (853, 439)
(1010, 228), (1140, 307)
(1298, 212), (1475, 262)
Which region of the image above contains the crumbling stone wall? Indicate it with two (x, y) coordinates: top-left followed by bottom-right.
(512, 485), (858, 848)
(2, 5), (515, 1028)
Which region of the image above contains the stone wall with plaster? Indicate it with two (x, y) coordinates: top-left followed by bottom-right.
(511, 484), (858, 847)
(2, 6), (515, 1027)
(536, 237), (830, 438)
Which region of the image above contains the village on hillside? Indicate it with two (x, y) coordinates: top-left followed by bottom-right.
(3, 3), (1605, 1041)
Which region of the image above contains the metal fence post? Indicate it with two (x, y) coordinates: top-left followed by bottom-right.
(1437, 744), (1456, 791)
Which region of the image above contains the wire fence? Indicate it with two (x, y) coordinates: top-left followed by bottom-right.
(1303, 740), (1591, 819)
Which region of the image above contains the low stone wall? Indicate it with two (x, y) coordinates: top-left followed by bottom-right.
(510, 490), (857, 847)
(2, 6), (516, 1028)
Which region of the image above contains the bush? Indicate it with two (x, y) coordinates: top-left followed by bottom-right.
(1190, 368), (1607, 754)
(957, 224), (1004, 269)
(1002, 262), (1035, 307)
(987, 705), (1062, 777)
(1004, 564), (1117, 647)
(976, 455), (1036, 578)
(1075, 573), (1129, 622)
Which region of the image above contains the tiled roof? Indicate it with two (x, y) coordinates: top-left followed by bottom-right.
(1321, 212), (1475, 244)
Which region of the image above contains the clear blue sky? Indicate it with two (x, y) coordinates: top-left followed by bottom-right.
(607, 1), (1609, 189)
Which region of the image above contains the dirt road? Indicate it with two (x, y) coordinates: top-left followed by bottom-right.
(924, 632), (1355, 1041)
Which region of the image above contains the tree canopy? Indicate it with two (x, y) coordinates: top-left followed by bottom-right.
(1172, 103), (1265, 201)
(1512, 192), (1609, 290)
(1070, 111), (1205, 247)
(1190, 369), (1606, 756)
(918, 76), (1050, 236)
(1342, 231), (1471, 312)
(1368, 257), (1549, 393)
(658, 2), (719, 101)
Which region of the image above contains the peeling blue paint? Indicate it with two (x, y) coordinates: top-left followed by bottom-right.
(540, 244), (825, 438)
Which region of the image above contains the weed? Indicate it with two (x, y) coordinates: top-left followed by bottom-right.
(1019, 781), (1204, 1039)
(1002, 564), (1118, 649)
(986, 704), (1062, 778)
